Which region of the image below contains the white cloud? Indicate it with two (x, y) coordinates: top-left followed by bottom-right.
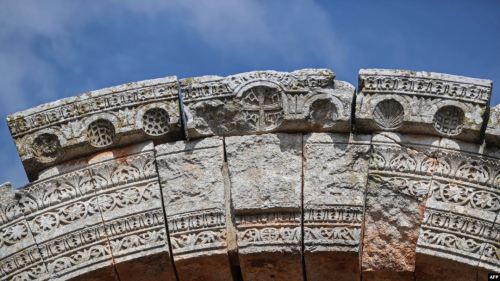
(0, 0), (345, 186)
(0, 0), (344, 110)
(119, 0), (347, 66)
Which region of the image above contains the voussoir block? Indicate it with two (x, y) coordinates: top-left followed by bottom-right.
(226, 133), (304, 281)
(155, 137), (232, 281)
(303, 133), (371, 281)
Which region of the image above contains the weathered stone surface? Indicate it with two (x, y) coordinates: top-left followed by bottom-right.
(17, 142), (176, 281)
(477, 214), (500, 280)
(0, 182), (50, 281)
(7, 76), (181, 181)
(362, 132), (441, 281)
(1, 68), (499, 280)
(181, 69), (353, 139)
(156, 137), (232, 281)
(303, 133), (371, 281)
(225, 133), (303, 281)
(356, 69), (492, 142)
(486, 104), (500, 146)
(87, 142), (176, 281)
(16, 155), (117, 280)
(477, 148), (500, 280)
(415, 140), (499, 280)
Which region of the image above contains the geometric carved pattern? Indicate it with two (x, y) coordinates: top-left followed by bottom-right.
(142, 108), (169, 136)
(236, 212), (301, 250)
(304, 207), (363, 250)
(240, 86), (284, 131)
(433, 105), (465, 136)
(87, 119), (116, 147)
(168, 209), (226, 258)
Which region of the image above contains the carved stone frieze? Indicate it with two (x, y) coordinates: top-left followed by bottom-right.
(181, 69), (354, 139)
(1, 68), (499, 280)
(356, 69), (492, 142)
(13, 142), (177, 281)
(0, 183), (50, 281)
(7, 77), (181, 181)
(362, 133), (442, 281)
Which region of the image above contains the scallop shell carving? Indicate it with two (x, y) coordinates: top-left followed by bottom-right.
(373, 99), (404, 129)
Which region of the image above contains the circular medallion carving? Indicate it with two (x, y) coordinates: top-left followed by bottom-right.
(87, 119), (115, 148)
(32, 133), (61, 162)
(240, 86), (283, 131)
(373, 99), (404, 129)
(433, 105), (464, 136)
(142, 108), (169, 136)
(308, 99), (338, 124)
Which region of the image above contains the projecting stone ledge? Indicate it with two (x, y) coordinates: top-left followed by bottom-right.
(181, 69), (354, 139)
(486, 104), (500, 146)
(356, 69), (492, 142)
(7, 77), (182, 181)
(1, 68), (498, 281)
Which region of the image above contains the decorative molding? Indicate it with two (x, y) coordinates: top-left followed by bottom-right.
(1, 68), (499, 279)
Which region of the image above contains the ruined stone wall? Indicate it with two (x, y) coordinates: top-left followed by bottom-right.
(0, 69), (498, 281)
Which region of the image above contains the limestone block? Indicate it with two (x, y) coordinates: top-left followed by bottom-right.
(478, 146), (500, 274)
(16, 152), (118, 280)
(362, 132), (441, 281)
(477, 214), (499, 279)
(0, 183), (50, 281)
(477, 147), (500, 278)
(17, 142), (177, 281)
(225, 133), (303, 281)
(302, 133), (371, 281)
(77, 142), (176, 281)
(181, 69), (353, 139)
(156, 137), (232, 281)
(7, 76), (181, 181)
(356, 69), (492, 142)
(486, 104), (500, 146)
(415, 141), (499, 280)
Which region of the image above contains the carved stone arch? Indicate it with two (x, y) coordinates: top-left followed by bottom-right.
(79, 113), (118, 148)
(427, 98), (472, 119)
(234, 80), (285, 98)
(367, 94), (411, 116)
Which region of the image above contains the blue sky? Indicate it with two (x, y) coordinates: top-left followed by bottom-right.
(1, 0), (499, 187)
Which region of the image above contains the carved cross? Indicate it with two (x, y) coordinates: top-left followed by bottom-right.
(241, 86), (283, 131)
